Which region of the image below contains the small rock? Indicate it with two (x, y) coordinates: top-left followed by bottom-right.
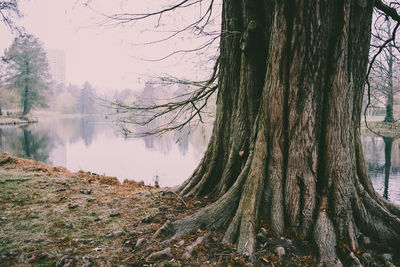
(0, 217), (7, 221)
(87, 197), (96, 202)
(146, 247), (173, 260)
(64, 248), (74, 254)
(92, 247), (102, 252)
(362, 236), (371, 245)
(380, 253), (393, 263)
(68, 203), (79, 209)
(274, 246), (285, 257)
(80, 189), (92, 195)
(379, 253), (396, 266)
(135, 238), (145, 248)
(177, 240), (185, 247)
(105, 230), (124, 238)
(109, 212), (120, 217)
(94, 217), (101, 222)
(285, 239), (293, 246)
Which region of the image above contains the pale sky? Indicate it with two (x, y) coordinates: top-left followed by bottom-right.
(0, 0), (220, 92)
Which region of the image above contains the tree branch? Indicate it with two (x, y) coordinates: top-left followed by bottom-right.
(375, 0), (400, 23)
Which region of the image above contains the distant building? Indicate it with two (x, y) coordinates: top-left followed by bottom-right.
(46, 49), (66, 87)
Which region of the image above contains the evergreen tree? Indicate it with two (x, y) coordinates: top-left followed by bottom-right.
(3, 34), (50, 115)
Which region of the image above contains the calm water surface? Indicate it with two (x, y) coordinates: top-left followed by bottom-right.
(0, 116), (399, 204)
(0, 116), (210, 187)
(361, 134), (400, 204)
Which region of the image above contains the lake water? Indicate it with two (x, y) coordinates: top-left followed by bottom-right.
(0, 116), (210, 187)
(0, 116), (399, 204)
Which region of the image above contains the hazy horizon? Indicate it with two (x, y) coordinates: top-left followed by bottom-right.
(0, 0), (220, 93)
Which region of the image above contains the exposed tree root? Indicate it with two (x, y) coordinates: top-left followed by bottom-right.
(313, 197), (342, 266)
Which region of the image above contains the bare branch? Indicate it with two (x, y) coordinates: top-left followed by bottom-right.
(375, 0), (400, 24)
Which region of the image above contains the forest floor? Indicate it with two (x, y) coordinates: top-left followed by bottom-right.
(0, 153), (398, 267)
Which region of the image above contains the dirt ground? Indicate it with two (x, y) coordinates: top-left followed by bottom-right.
(0, 153), (398, 266)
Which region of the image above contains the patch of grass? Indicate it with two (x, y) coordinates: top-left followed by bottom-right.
(1, 192), (11, 200)
(80, 217), (90, 223)
(0, 237), (9, 246)
(90, 211), (97, 217)
(12, 197), (30, 206)
(38, 262), (54, 267)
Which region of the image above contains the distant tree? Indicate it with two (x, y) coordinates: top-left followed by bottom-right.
(2, 34), (50, 115)
(55, 92), (78, 114)
(78, 81), (95, 114)
(369, 18), (400, 122)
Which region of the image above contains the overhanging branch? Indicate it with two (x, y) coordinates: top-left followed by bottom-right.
(375, 0), (400, 23)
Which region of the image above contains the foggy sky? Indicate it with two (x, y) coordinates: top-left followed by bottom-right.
(0, 0), (219, 92)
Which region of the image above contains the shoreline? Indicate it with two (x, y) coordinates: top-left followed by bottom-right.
(0, 116), (38, 126)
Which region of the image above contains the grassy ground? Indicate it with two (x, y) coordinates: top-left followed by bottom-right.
(1, 153), (398, 266)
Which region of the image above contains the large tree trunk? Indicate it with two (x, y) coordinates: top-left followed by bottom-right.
(165, 0), (400, 265)
(22, 85), (30, 116)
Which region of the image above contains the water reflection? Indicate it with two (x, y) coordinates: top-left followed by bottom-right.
(1, 118), (398, 203)
(383, 137), (393, 199)
(0, 116), (210, 187)
(361, 134), (400, 204)
(0, 125), (54, 162)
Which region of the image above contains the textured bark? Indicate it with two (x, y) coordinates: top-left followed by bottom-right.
(169, 0), (400, 264)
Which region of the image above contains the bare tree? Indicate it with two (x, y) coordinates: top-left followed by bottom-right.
(369, 12), (400, 122)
